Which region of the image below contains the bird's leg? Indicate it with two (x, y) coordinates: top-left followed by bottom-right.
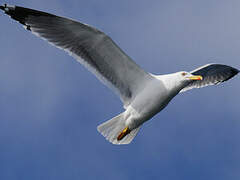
(117, 127), (131, 141)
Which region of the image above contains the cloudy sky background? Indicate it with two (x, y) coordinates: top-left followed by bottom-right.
(0, 0), (239, 179)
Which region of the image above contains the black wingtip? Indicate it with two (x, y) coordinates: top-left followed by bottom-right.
(0, 5), (5, 11)
(233, 67), (239, 75)
(222, 67), (239, 82)
(0, 4), (9, 11)
(1, 4), (56, 25)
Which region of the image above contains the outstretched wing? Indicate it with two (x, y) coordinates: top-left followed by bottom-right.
(0, 4), (153, 106)
(181, 64), (239, 92)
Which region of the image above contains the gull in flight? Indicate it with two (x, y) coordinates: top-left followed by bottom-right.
(1, 4), (239, 144)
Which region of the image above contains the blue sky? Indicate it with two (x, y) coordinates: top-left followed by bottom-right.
(0, 0), (239, 179)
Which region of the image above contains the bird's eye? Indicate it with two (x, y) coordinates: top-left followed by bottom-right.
(181, 72), (187, 76)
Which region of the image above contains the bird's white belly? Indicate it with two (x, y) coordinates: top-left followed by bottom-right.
(125, 80), (178, 129)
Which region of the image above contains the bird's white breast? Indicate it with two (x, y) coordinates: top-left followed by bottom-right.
(125, 78), (179, 129)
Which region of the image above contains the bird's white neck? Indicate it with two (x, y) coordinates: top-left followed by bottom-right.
(154, 73), (186, 93)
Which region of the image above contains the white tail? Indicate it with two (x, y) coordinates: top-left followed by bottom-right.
(97, 112), (141, 145)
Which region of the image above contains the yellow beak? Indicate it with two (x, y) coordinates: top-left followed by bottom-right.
(188, 75), (203, 81)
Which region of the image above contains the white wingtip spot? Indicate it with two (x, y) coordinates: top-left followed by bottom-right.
(3, 4), (15, 12)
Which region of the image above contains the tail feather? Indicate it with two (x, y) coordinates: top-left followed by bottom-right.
(97, 113), (141, 145)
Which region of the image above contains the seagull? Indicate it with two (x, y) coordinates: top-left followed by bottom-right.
(1, 4), (239, 145)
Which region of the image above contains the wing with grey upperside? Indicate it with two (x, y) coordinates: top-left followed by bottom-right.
(180, 64), (239, 93)
(0, 4), (153, 106)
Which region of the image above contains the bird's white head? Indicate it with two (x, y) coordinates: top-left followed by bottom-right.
(172, 71), (203, 89)
(160, 71), (203, 92)
(177, 71), (203, 82)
